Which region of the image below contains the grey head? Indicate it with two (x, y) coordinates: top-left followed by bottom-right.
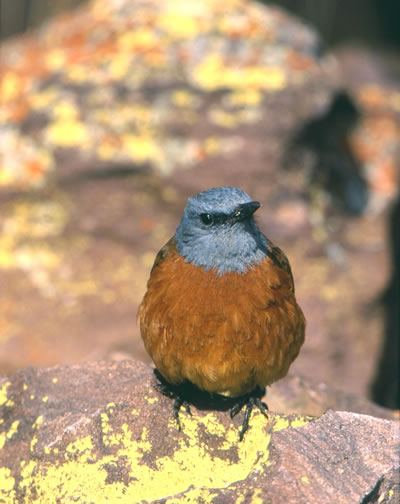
(175, 187), (269, 275)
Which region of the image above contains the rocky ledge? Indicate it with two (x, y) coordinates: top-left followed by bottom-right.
(0, 360), (399, 503)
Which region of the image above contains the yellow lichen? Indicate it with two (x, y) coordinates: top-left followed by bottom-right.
(166, 488), (219, 503)
(32, 415), (43, 429)
(159, 10), (202, 39)
(171, 90), (199, 108)
(145, 393), (159, 405)
(30, 436), (38, 452)
(30, 88), (59, 110)
(0, 72), (23, 102)
(100, 413), (113, 442)
(6, 420), (20, 440)
(203, 137), (221, 155)
(66, 65), (90, 83)
(0, 467), (15, 503)
(45, 49), (66, 71)
(3, 411), (315, 502)
(235, 493), (246, 504)
(193, 53), (286, 91)
(65, 436), (95, 463)
(249, 489), (264, 503)
(118, 29), (158, 51)
(227, 89), (262, 107)
(290, 416), (314, 429)
(209, 109), (239, 128)
(52, 101), (79, 120)
(0, 382), (11, 407)
(45, 118), (90, 147)
(122, 134), (163, 164)
(272, 416), (289, 431)
(108, 54), (133, 80)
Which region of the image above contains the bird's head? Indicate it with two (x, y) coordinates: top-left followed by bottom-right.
(175, 187), (268, 275)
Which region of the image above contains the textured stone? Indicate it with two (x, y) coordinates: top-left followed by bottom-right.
(0, 360), (398, 503)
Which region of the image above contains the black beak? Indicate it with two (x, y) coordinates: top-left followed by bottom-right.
(232, 201), (260, 222)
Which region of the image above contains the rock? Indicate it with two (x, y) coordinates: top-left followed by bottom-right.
(0, 0), (338, 380)
(0, 0), (399, 466)
(0, 0), (329, 189)
(268, 373), (396, 420)
(1, 360), (399, 503)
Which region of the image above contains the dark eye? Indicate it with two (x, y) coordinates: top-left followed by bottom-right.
(200, 213), (213, 225)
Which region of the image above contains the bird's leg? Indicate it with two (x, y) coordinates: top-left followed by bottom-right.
(230, 387), (269, 441)
(153, 369), (192, 431)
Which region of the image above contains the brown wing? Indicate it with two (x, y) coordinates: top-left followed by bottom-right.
(264, 236), (294, 288)
(150, 237), (176, 273)
(137, 237), (175, 326)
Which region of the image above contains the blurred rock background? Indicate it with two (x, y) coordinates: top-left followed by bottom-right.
(2, 0), (400, 47)
(0, 0), (398, 410)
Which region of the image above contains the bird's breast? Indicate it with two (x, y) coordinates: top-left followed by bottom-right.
(138, 241), (305, 397)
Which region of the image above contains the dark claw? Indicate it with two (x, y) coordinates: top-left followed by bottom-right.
(154, 369), (192, 430)
(230, 389), (269, 441)
(155, 380), (175, 399)
(230, 396), (247, 419)
(173, 397), (192, 430)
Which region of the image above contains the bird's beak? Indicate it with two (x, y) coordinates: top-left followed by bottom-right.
(233, 201), (260, 222)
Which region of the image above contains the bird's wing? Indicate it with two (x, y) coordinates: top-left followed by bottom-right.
(137, 237), (175, 326)
(264, 236), (294, 288)
(150, 237), (176, 273)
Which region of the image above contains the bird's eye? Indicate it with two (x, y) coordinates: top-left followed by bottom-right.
(234, 209), (242, 218)
(200, 213), (213, 225)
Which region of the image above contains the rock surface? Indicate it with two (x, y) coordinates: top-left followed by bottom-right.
(0, 0), (335, 375)
(0, 0), (399, 438)
(0, 360), (399, 503)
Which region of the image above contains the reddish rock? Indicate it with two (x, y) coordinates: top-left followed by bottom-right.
(0, 0), (399, 444)
(0, 360), (398, 503)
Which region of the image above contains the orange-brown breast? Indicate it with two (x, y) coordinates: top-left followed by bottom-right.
(138, 239), (305, 397)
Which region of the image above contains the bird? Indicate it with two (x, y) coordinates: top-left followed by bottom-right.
(137, 186), (306, 440)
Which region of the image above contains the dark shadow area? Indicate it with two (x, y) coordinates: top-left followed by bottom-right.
(152, 368), (266, 413)
(370, 194), (400, 409)
(0, 0), (89, 40)
(263, 0), (400, 49)
(152, 367), (271, 438)
(283, 91), (369, 217)
(373, 0), (400, 48)
(57, 163), (148, 187)
(0, 163), (147, 206)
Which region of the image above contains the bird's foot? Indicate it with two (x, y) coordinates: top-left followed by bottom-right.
(230, 388), (269, 441)
(154, 369), (192, 431)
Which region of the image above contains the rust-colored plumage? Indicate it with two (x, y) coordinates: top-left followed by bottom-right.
(137, 187), (305, 439)
(138, 238), (305, 398)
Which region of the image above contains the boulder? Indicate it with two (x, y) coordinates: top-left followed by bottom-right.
(1, 360), (398, 503)
(0, 0), (337, 382)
